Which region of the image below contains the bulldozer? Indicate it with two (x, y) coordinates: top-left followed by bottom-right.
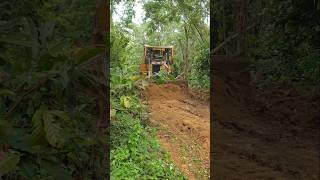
(140, 45), (173, 78)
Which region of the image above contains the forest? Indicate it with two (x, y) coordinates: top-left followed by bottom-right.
(110, 0), (210, 179)
(0, 0), (319, 179)
(211, 0), (319, 88)
(211, 0), (319, 179)
(0, 0), (210, 179)
(0, 0), (108, 179)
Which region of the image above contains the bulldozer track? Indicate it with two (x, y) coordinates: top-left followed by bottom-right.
(145, 82), (210, 180)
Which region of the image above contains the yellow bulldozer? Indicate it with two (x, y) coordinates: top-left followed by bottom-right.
(140, 45), (173, 78)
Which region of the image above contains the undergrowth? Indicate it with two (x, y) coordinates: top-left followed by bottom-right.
(0, 1), (107, 179)
(188, 46), (210, 90)
(248, 1), (320, 93)
(110, 22), (185, 179)
(153, 71), (175, 85)
(110, 73), (185, 179)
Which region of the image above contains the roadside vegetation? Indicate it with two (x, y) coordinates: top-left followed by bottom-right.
(0, 0), (107, 179)
(212, 0), (319, 93)
(110, 0), (209, 179)
(110, 22), (185, 179)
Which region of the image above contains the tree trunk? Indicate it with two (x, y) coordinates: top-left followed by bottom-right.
(211, 0), (219, 51)
(222, 0), (228, 55)
(236, 0), (248, 57)
(183, 24), (189, 79)
(178, 38), (185, 78)
(93, 0), (109, 178)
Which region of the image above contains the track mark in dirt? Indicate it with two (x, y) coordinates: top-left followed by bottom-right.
(212, 60), (319, 180)
(145, 82), (210, 180)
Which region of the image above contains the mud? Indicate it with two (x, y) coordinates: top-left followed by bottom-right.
(212, 60), (320, 180)
(144, 59), (319, 180)
(145, 81), (210, 180)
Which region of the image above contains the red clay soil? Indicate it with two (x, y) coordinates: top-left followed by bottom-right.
(145, 81), (210, 180)
(144, 59), (319, 180)
(212, 59), (320, 179)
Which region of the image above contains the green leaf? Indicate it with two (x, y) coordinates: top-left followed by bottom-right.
(110, 108), (117, 118)
(120, 96), (131, 109)
(40, 160), (72, 180)
(0, 89), (15, 96)
(19, 157), (38, 179)
(73, 46), (103, 64)
(43, 112), (64, 148)
(48, 110), (70, 122)
(130, 75), (140, 81)
(0, 34), (32, 47)
(0, 151), (20, 176)
(0, 120), (11, 141)
(7, 129), (33, 153)
(29, 107), (47, 146)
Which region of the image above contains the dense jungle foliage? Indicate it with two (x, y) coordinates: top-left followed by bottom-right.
(110, 23), (185, 179)
(112, 0), (210, 89)
(142, 0), (210, 89)
(0, 1), (107, 179)
(212, 0), (319, 92)
(249, 0), (320, 90)
(110, 0), (209, 179)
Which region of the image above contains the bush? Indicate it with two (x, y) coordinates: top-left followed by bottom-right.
(188, 47), (210, 89)
(110, 22), (185, 179)
(152, 71), (175, 85)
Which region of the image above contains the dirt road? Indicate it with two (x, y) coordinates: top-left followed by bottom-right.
(145, 81), (210, 180)
(212, 60), (319, 179)
(144, 60), (319, 180)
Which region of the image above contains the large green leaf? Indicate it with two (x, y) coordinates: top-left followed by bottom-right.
(0, 151), (20, 176)
(40, 160), (73, 180)
(19, 157), (39, 180)
(48, 110), (70, 122)
(7, 128), (33, 153)
(0, 34), (32, 47)
(29, 107), (47, 146)
(0, 120), (11, 141)
(73, 46), (104, 64)
(43, 112), (64, 148)
(120, 96), (131, 109)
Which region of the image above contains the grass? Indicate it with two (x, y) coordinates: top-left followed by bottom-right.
(180, 139), (210, 180)
(155, 122), (210, 179)
(110, 94), (186, 179)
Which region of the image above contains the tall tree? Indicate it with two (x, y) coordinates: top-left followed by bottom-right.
(236, 0), (248, 57)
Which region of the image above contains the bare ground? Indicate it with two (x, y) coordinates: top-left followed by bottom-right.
(144, 59), (319, 180)
(212, 60), (320, 180)
(145, 82), (210, 180)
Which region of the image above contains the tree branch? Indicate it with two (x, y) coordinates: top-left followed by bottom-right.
(6, 77), (49, 116)
(211, 24), (256, 56)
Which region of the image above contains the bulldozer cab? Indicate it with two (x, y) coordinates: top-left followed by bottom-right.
(140, 45), (173, 78)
